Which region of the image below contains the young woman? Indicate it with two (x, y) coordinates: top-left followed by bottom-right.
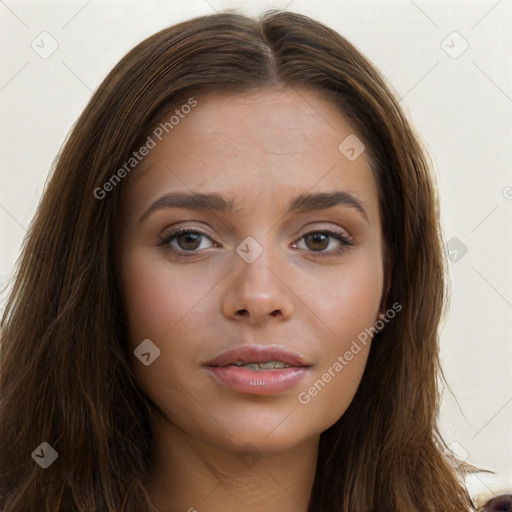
(0, 10), (475, 512)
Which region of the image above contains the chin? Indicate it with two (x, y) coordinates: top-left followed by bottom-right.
(193, 400), (334, 455)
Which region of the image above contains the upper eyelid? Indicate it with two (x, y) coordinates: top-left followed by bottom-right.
(159, 224), (216, 241)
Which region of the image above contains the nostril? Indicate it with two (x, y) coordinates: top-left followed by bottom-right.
(481, 494), (512, 512)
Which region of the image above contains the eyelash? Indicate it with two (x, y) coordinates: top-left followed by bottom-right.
(157, 226), (354, 258)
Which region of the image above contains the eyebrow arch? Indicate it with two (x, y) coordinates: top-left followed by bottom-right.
(289, 191), (369, 222)
(138, 190), (369, 224)
(138, 193), (234, 224)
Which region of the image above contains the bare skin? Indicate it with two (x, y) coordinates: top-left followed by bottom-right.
(116, 87), (385, 511)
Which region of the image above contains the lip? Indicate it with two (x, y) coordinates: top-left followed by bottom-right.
(203, 344), (311, 396)
(204, 344), (310, 368)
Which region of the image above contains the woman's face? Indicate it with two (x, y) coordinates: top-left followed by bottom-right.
(117, 87), (384, 455)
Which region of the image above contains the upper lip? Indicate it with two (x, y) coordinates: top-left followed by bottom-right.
(204, 344), (311, 368)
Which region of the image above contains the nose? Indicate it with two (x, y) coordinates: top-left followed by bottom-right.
(221, 242), (294, 324)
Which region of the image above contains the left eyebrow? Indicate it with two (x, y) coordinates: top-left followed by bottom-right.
(138, 190), (369, 224)
(287, 191), (369, 223)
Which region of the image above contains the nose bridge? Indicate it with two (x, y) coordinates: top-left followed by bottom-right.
(222, 234), (294, 322)
(236, 235), (277, 295)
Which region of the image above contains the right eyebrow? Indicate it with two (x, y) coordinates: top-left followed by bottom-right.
(138, 192), (234, 224)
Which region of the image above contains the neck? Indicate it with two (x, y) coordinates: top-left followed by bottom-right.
(144, 414), (319, 512)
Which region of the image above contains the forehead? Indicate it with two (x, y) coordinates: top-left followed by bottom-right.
(122, 87), (379, 223)
(142, 87), (359, 162)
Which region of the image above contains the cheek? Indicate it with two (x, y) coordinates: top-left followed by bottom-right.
(119, 249), (216, 343)
(294, 251), (383, 427)
(308, 246), (384, 346)
(119, 250), (214, 418)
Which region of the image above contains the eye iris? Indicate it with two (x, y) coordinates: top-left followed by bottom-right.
(177, 233), (202, 250)
(305, 233), (329, 251)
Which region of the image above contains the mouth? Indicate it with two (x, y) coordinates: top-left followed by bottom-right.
(204, 344), (311, 368)
(221, 360), (293, 370)
(203, 345), (312, 395)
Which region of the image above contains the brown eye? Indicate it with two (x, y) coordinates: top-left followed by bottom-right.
(293, 229), (354, 256)
(304, 233), (330, 251)
(158, 229), (216, 255)
(176, 233), (202, 250)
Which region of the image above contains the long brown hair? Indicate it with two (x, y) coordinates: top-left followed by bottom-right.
(0, 11), (474, 511)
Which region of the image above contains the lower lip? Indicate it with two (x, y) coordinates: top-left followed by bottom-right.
(204, 366), (309, 395)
